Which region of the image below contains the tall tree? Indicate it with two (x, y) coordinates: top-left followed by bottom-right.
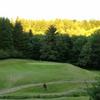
(13, 21), (23, 51)
(79, 30), (100, 69)
(13, 21), (31, 58)
(30, 35), (41, 59)
(55, 34), (72, 62)
(0, 17), (13, 50)
(71, 36), (87, 64)
(40, 25), (58, 61)
(0, 17), (13, 58)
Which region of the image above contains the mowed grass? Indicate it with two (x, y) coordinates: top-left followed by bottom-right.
(32, 96), (89, 100)
(0, 96), (89, 100)
(0, 59), (98, 89)
(0, 59), (99, 100)
(7, 82), (88, 95)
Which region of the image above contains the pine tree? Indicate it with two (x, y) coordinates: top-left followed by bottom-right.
(40, 25), (58, 61)
(79, 30), (100, 69)
(0, 17), (13, 50)
(0, 17), (13, 58)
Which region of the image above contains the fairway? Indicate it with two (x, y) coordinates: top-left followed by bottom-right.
(0, 59), (99, 99)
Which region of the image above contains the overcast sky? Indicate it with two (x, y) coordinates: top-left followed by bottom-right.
(0, 0), (100, 20)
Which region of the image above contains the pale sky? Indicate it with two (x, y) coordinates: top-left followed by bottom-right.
(0, 0), (100, 20)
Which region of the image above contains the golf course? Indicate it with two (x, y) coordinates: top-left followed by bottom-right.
(0, 59), (99, 100)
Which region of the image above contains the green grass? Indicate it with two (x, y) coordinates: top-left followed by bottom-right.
(33, 96), (89, 100)
(2, 81), (91, 99)
(0, 59), (98, 89)
(0, 96), (89, 100)
(8, 82), (88, 95)
(0, 59), (99, 100)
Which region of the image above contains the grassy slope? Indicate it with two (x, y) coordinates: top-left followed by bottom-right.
(0, 59), (99, 100)
(0, 59), (98, 89)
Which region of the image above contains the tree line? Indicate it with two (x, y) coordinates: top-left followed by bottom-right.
(0, 17), (100, 70)
(13, 18), (100, 36)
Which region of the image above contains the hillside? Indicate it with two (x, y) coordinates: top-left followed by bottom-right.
(0, 59), (99, 99)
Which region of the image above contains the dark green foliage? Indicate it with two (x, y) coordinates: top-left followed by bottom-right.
(40, 25), (58, 61)
(19, 32), (32, 58)
(79, 41), (92, 68)
(0, 49), (10, 59)
(90, 31), (100, 69)
(0, 18), (13, 50)
(0, 18), (13, 58)
(71, 36), (87, 64)
(13, 21), (23, 52)
(29, 35), (41, 59)
(79, 30), (100, 69)
(55, 34), (72, 62)
(40, 25), (72, 62)
(88, 78), (100, 100)
(10, 50), (23, 58)
(13, 21), (32, 58)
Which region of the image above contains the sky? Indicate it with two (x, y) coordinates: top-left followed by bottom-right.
(0, 0), (100, 20)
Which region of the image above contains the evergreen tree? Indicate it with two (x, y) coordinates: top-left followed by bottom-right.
(12, 21), (24, 57)
(55, 34), (72, 62)
(0, 17), (13, 58)
(21, 32), (34, 58)
(71, 36), (87, 64)
(29, 29), (33, 37)
(79, 30), (100, 69)
(0, 17), (13, 50)
(79, 40), (92, 68)
(30, 35), (41, 59)
(40, 25), (58, 61)
(13, 21), (23, 50)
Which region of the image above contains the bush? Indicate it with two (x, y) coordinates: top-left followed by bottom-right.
(10, 50), (23, 58)
(88, 78), (100, 100)
(0, 49), (10, 59)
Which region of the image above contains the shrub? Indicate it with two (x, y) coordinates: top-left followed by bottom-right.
(0, 49), (10, 59)
(88, 78), (100, 100)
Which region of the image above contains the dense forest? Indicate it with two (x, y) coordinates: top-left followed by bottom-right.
(0, 17), (100, 69)
(13, 18), (100, 36)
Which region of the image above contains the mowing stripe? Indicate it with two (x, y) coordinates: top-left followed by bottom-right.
(0, 80), (96, 95)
